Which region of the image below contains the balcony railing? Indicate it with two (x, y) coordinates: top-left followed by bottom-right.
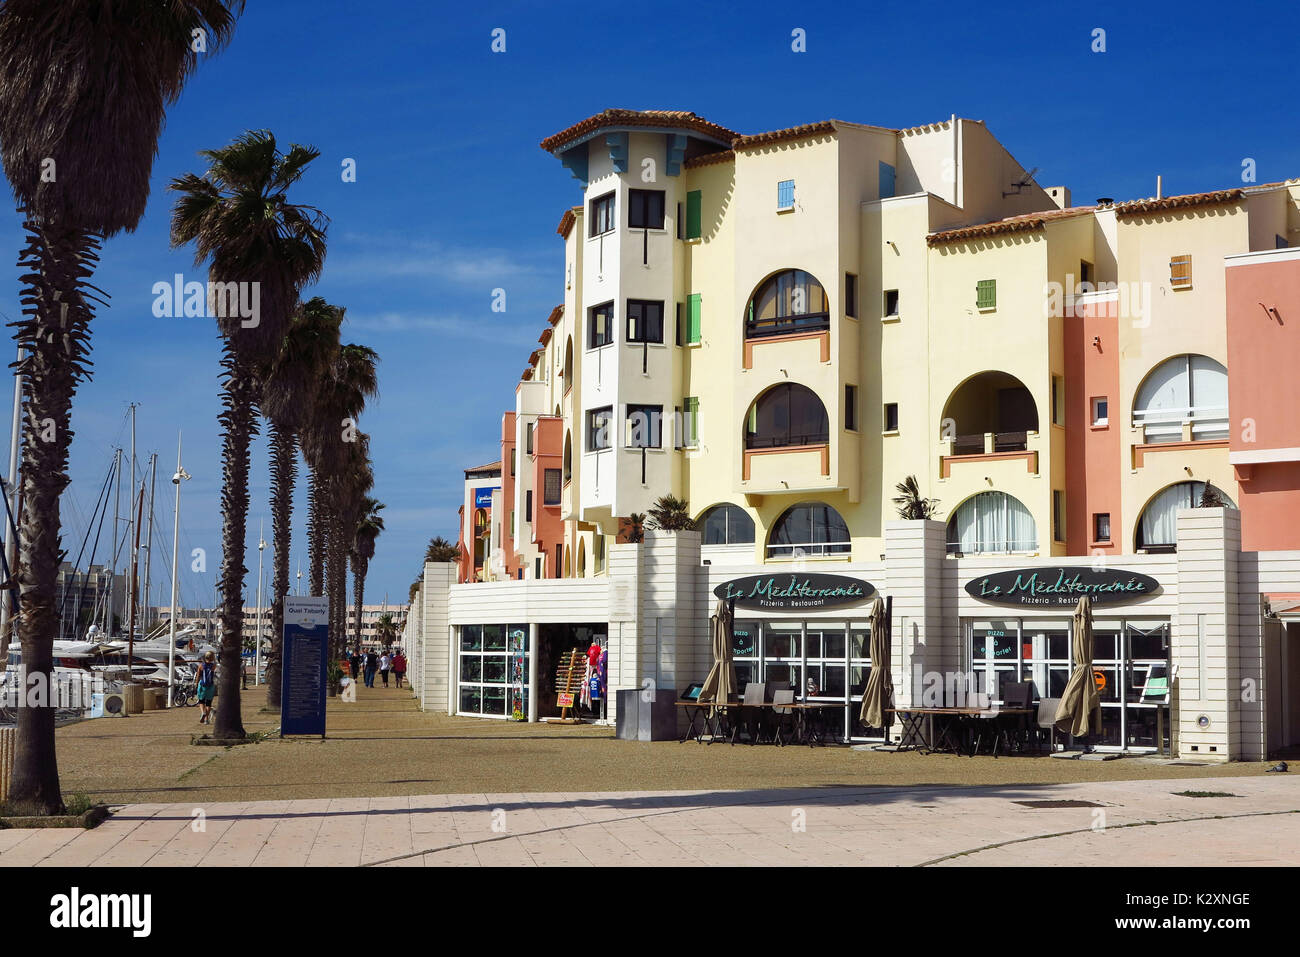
(1133, 406), (1229, 443)
(745, 431), (830, 450)
(952, 431), (1029, 454)
(744, 312), (830, 340)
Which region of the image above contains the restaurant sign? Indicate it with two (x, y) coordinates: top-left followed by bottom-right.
(965, 567), (1159, 607)
(714, 573), (873, 611)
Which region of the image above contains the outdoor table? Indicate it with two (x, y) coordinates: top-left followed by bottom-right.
(886, 707), (1034, 755)
(675, 697), (739, 744)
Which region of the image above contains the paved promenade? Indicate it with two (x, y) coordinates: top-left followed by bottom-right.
(2, 775), (1294, 866)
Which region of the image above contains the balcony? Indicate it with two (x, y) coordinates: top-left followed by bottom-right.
(940, 431), (1040, 478)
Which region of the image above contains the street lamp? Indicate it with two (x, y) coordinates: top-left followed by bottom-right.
(254, 520), (266, 686)
(166, 436), (191, 709)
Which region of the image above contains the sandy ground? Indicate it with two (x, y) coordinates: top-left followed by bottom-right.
(50, 682), (1278, 805)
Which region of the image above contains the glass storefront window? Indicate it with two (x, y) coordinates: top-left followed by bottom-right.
(458, 623), (530, 719)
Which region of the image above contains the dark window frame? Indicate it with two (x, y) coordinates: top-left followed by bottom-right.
(845, 273), (858, 319)
(626, 299), (665, 344)
(745, 383), (829, 450)
(844, 384), (858, 431)
(588, 301), (614, 349)
(589, 191), (616, 237)
(586, 406), (613, 452)
(627, 189), (665, 230)
(883, 402), (899, 433)
(1094, 512), (1112, 543)
(543, 468), (562, 506)
(625, 403), (663, 449)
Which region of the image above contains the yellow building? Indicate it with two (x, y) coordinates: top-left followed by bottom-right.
(481, 109), (1300, 579)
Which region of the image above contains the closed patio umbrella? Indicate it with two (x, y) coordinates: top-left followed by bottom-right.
(1055, 595), (1102, 738)
(699, 598), (736, 705)
(859, 597), (894, 731)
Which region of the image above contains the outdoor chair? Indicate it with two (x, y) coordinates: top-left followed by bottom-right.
(739, 682), (766, 744)
(771, 690), (795, 746)
(1035, 697), (1061, 753)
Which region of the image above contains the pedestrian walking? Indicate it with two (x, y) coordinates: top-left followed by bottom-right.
(364, 649), (378, 688)
(392, 650), (407, 689)
(349, 649), (362, 684)
(196, 651), (217, 725)
(379, 651), (391, 687)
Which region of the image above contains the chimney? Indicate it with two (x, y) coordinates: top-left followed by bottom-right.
(1045, 186), (1071, 210)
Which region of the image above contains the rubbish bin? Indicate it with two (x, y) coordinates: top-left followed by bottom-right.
(615, 688), (679, 741)
(122, 683), (145, 715)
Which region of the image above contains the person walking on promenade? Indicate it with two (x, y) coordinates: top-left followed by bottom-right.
(349, 649), (362, 685)
(392, 650), (407, 689)
(364, 649), (379, 688)
(196, 651), (218, 725)
(379, 650), (391, 687)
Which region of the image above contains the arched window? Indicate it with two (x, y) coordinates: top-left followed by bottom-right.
(1133, 354), (1228, 441)
(576, 539), (586, 578)
(745, 269), (829, 339)
(563, 337), (573, 388)
(594, 534), (605, 574)
(698, 504), (756, 545)
(745, 383), (829, 449)
(946, 491), (1037, 555)
(563, 431), (572, 483)
(768, 502), (851, 557)
(1136, 482), (1236, 552)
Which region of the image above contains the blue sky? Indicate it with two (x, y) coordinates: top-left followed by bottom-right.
(4, 0), (1298, 611)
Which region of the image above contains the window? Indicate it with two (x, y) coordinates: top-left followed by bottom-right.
(680, 396), (699, 448)
(1133, 354), (1228, 441)
(745, 269), (829, 339)
(676, 202), (683, 239)
(1136, 482), (1236, 552)
(510, 449), (516, 476)
(1094, 513), (1111, 543)
(586, 406), (612, 451)
(562, 432), (572, 482)
(976, 279), (997, 311)
(589, 192), (615, 237)
(745, 383), (829, 449)
(625, 404), (662, 448)
(698, 504), (755, 545)
(844, 385), (858, 431)
(883, 289), (899, 317)
(555, 544), (562, 579)
(675, 302), (683, 345)
(627, 189), (665, 229)
(685, 189), (702, 240)
(1052, 490), (1065, 543)
(1051, 375), (1065, 427)
(510, 510), (515, 537)
(626, 300), (664, 344)
(1169, 254), (1192, 289)
(777, 179), (795, 210)
(946, 491), (1037, 555)
(1079, 260), (1094, 289)
(543, 468), (561, 506)
(845, 273), (858, 318)
(687, 293), (701, 344)
(883, 402), (899, 433)
(525, 422), (534, 455)
(534, 557), (542, 579)
(588, 301), (614, 349)
(524, 489), (532, 522)
(594, 534), (605, 573)
(768, 502), (851, 558)
(1091, 396), (1109, 427)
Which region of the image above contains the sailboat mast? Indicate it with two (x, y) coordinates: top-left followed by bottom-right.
(107, 448), (122, 635)
(128, 479), (144, 663)
(141, 453), (158, 635)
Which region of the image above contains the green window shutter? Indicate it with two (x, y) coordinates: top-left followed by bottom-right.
(685, 396), (699, 445)
(686, 190), (702, 240)
(976, 279), (996, 310)
(687, 293), (702, 344)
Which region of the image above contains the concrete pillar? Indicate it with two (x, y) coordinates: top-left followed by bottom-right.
(884, 520), (948, 723)
(1174, 507), (1240, 760)
(604, 540), (641, 729)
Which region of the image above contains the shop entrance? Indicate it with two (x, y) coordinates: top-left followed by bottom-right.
(1265, 619), (1300, 756)
(536, 622), (608, 721)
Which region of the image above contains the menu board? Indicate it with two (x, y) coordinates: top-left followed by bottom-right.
(280, 596), (328, 737)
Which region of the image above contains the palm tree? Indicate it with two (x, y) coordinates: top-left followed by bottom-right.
(169, 131), (328, 740)
(374, 611), (397, 652)
(623, 513), (646, 544)
(893, 475), (942, 520)
(260, 297), (342, 708)
(644, 494), (695, 531)
(424, 536), (461, 563)
(350, 496), (385, 652)
(0, 0), (243, 813)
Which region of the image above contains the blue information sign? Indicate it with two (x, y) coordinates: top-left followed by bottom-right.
(474, 486), (498, 508)
(280, 596), (329, 737)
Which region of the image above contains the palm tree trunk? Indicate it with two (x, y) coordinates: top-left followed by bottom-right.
(7, 220), (103, 813)
(264, 420), (294, 709)
(212, 345), (256, 740)
(352, 554), (367, 651)
(307, 475), (324, 596)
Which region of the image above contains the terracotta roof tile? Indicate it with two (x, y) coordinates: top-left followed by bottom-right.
(538, 327), (552, 346)
(556, 206), (580, 238)
(927, 206), (1097, 245)
(541, 109), (737, 153)
(684, 149), (735, 170)
(464, 461), (501, 475)
(527, 348), (543, 365)
(521, 368), (533, 381)
(1112, 188), (1244, 216)
(547, 304), (564, 326)
(732, 121), (837, 150)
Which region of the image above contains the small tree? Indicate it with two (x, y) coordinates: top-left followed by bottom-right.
(408, 579), (421, 603)
(623, 513), (646, 544)
(424, 536), (461, 563)
(893, 475), (941, 520)
(1197, 483), (1225, 508)
(644, 494), (696, 531)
